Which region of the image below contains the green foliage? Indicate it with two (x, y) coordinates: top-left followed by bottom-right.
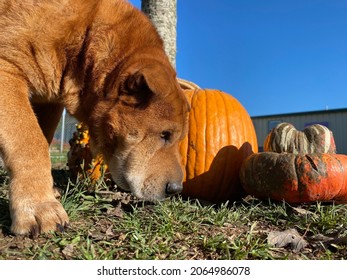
(0, 167), (347, 260)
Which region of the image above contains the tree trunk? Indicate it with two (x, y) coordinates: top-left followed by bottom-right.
(141, 0), (177, 68)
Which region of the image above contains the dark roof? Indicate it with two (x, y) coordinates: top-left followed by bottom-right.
(251, 108), (347, 119)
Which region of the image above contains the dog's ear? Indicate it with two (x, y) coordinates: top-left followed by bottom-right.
(119, 70), (154, 107)
(117, 64), (179, 107)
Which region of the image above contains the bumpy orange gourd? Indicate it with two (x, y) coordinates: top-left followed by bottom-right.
(68, 84), (258, 203)
(240, 152), (347, 203)
(240, 122), (347, 203)
(179, 89), (258, 203)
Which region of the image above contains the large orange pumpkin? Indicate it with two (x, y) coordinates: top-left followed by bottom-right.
(68, 80), (258, 203)
(179, 88), (258, 202)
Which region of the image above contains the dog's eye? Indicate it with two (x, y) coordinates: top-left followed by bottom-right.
(160, 130), (172, 143)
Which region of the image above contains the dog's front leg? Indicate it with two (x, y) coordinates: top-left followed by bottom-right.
(0, 72), (68, 236)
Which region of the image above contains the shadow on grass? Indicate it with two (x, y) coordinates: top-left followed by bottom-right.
(51, 168), (72, 190)
(0, 197), (11, 235)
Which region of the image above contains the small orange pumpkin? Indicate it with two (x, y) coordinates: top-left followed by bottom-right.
(240, 152), (347, 203)
(240, 122), (347, 203)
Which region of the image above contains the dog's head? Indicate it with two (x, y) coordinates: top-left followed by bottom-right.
(88, 56), (189, 201)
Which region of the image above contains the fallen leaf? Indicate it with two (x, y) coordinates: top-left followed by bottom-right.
(62, 244), (74, 259)
(268, 229), (308, 252)
(88, 231), (104, 241)
(309, 233), (347, 250)
(106, 201), (123, 218)
(309, 233), (334, 243)
(290, 206), (318, 218)
(118, 232), (127, 241)
(105, 225), (115, 237)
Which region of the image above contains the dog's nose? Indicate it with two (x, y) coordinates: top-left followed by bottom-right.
(165, 182), (183, 196)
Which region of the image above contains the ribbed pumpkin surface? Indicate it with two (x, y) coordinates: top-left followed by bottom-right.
(180, 89), (258, 203)
(264, 122), (336, 154)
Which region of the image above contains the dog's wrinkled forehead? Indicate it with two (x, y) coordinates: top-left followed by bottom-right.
(119, 62), (190, 117)
(154, 84), (188, 117)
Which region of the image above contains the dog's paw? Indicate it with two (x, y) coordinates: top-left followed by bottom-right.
(10, 199), (69, 237)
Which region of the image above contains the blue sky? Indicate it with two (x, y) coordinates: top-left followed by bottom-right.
(129, 0), (347, 117)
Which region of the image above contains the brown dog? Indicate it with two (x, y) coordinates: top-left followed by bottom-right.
(0, 0), (189, 236)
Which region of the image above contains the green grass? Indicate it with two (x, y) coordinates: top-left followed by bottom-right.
(0, 167), (347, 260)
(50, 152), (68, 168)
